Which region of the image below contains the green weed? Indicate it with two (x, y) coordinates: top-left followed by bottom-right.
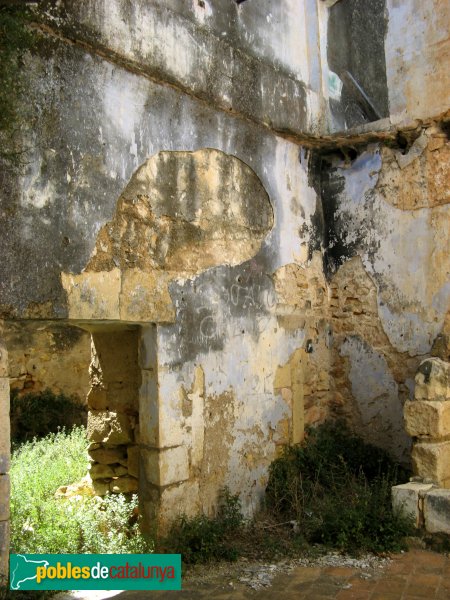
(10, 427), (152, 555)
(163, 487), (243, 564)
(265, 421), (414, 554)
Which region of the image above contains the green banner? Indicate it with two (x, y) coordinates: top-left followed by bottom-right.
(10, 554), (181, 591)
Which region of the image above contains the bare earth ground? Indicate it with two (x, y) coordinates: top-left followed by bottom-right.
(181, 551), (392, 591)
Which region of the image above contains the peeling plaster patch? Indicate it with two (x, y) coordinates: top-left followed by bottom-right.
(316, 146), (383, 278)
(366, 203), (450, 355)
(162, 261), (279, 366)
(376, 139), (450, 210)
(325, 146), (450, 356)
(266, 143), (318, 270)
(155, 272), (308, 516)
(87, 148), (273, 274)
(102, 71), (148, 171)
(340, 335), (410, 461)
(343, 149), (382, 202)
(61, 149), (273, 322)
(378, 287), (449, 357)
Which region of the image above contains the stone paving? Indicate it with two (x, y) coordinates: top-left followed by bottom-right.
(92, 549), (449, 600)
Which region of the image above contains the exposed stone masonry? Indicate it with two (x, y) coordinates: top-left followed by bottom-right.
(0, 0), (449, 588)
(5, 322), (90, 401)
(393, 357), (450, 534)
(406, 358), (450, 488)
(87, 329), (140, 495)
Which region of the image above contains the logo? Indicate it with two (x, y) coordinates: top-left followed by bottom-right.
(10, 554), (181, 591)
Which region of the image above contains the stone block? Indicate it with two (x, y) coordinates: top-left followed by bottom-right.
(158, 480), (200, 532)
(423, 488), (450, 534)
(159, 446), (189, 486)
(120, 269), (175, 323)
(91, 479), (110, 496)
(142, 450), (159, 487)
(127, 445), (140, 478)
(89, 446), (127, 465)
(0, 379), (10, 473)
(415, 358), (450, 402)
(139, 371), (159, 446)
(392, 482), (434, 527)
(55, 476), (94, 499)
(61, 269), (121, 320)
(158, 399), (184, 448)
(87, 386), (108, 410)
(0, 341), (8, 377)
(106, 412), (134, 445)
(0, 520), (9, 588)
(142, 446), (189, 487)
(139, 325), (158, 370)
(0, 475), (10, 521)
(404, 400), (450, 438)
(89, 463), (115, 479)
(412, 441), (450, 488)
(106, 382), (139, 413)
(110, 476), (138, 494)
(87, 410), (110, 442)
(114, 465), (128, 477)
(87, 411), (134, 445)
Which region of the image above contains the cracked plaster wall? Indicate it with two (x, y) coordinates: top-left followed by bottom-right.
(318, 128), (450, 463)
(0, 1), (330, 525)
(0, 0), (332, 555)
(385, 0), (450, 126)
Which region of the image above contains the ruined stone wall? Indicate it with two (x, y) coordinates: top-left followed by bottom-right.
(0, 0), (448, 575)
(317, 0), (450, 464)
(87, 328), (140, 495)
(0, 0), (338, 547)
(4, 322), (90, 400)
(319, 126), (450, 464)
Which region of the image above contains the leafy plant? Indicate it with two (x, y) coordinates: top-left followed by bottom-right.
(163, 487), (243, 564)
(10, 427), (152, 555)
(10, 388), (87, 443)
(265, 421), (414, 554)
